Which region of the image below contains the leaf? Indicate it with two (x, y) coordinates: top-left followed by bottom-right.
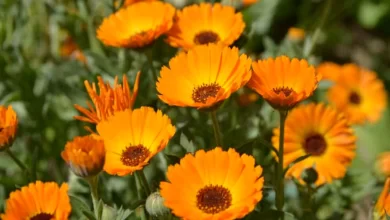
(97, 199), (104, 220)
(246, 0), (282, 36)
(180, 133), (196, 153)
(283, 154), (311, 176)
(257, 139), (278, 154)
(82, 211), (97, 220)
(69, 195), (94, 219)
(235, 139), (256, 155)
(129, 199), (146, 210)
(115, 206), (133, 220)
(164, 154), (182, 165)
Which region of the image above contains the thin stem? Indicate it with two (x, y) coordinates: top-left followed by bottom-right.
(144, 45), (158, 82)
(6, 148), (30, 176)
(276, 110), (288, 216)
(210, 110), (223, 147)
(137, 170), (152, 196)
(87, 176), (100, 219)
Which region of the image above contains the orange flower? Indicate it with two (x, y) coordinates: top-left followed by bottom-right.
(376, 152), (390, 177)
(157, 44), (252, 109)
(60, 36), (87, 64)
(160, 147), (263, 219)
(1, 181), (71, 220)
(248, 55), (320, 110)
(123, 0), (157, 7)
(61, 135), (105, 177)
(316, 62), (341, 82)
(97, 1), (175, 48)
(272, 103), (356, 186)
(376, 178), (390, 218)
(97, 107), (176, 176)
(237, 92), (260, 106)
(0, 105), (18, 150)
(327, 64), (387, 124)
(74, 72), (140, 124)
(287, 27), (305, 41)
(166, 3), (245, 50)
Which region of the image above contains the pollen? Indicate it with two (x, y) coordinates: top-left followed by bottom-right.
(196, 185), (232, 214)
(192, 83), (221, 104)
(194, 31), (220, 45)
(121, 144), (151, 167)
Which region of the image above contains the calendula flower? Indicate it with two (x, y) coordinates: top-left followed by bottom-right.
(376, 152), (390, 177)
(375, 178), (390, 218)
(166, 3), (245, 50)
(1, 181), (71, 220)
(157, 44), (252, 109)
(287, 27), (305, 41)
(316, 62), (341, 82)
(123, 0), (157, 7)
(60, 36), (87, 64)
(74, 72), (141, 124)
(248, 55), (320, 110)
(272, 103), (356, 186)
(160, 147), (263, 219)
(97, 1), (175, 48)
(327, 64), (387, 124)
(61, 135), (105, 177)
(0, 105), (18, 150)
(237, 92), (260, 106)
(97, 107), (176, 176)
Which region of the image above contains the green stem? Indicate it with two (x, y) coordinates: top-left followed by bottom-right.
(6, 148), (30, 177)
(210, 110), (223, 147)
(144, 45), (158, 82)
(137, 170), (152, 196)
(302, 185), (315, 220)
(276, 110), (287, 216)
(87, 176), (100, 219)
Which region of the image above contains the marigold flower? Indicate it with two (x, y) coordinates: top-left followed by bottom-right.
(0, 106), (18, 150)
(166, 3), (245, 50)
(97, 107), (176, 176)
(327, 64), (387, 124)
(157, 44), (252, 109)
(97, 1), (175, 48)
(1, 181), (71, 220)
(272, 103), (356, 186)
(74, 72), (141, 124)
(60, 36), (87, 64)
(61, 135), (105, 177)
(287, 27), (305, 41)
(377, 152), (390, 177)
(316, 62), (341, 82)
(248, 55), (320, 110)
(375, 178), (390, 218)
(160, 147), (264, 219)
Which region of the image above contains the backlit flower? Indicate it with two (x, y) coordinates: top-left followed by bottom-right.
(248, 55), (320, 110)
(1, 181), (71, 220)
(61, 135), (105, 177)
(97, 1), (175, 48)
(272, 103), (356, 186)
(375, 178), (390, 218)
(327, 64), (387, 124)
(160, 147), (263, 219)
(287, 27), (305, 41)
(316, 62), (341, 82)
(74, 72), (140, 124)
(157, 44), (252, 109)
(97, 107), (176, 176)
(166, 3), (245, 50)
(0, 106), (18, 150)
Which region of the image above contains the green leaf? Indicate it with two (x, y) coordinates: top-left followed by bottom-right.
(164, 153), (182, 165)
(82, 210), (97, 220)
(283, 154), (311, 176)
(129, 199), (146, 210)
(115, 206), (133, 220)
(235, 139), (256, 155)
(257, 139), (278, 154)
(69, 195), (94, 219)
(180, 133), (196, 153)
(97, 199), (104, 220)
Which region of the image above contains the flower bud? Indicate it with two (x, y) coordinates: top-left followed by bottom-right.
(145, 192), (170, 217)
(301, 167), (318, 185)
(0, 106), (18, 151)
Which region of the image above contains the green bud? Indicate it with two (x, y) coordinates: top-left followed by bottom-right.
(145, 192), (170, 217)
(301, 167), (318, 185)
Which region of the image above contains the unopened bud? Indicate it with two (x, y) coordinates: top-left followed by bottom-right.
(301, 167), (318, 185)
(145, 192), (170, 217)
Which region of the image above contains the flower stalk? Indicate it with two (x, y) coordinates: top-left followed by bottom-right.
(87, 175), (100, 219)
(276, 110), (288, 214)
(6, 148), (30, 178)
(137, 170), (152, 196)
(210, 110), (223, 147)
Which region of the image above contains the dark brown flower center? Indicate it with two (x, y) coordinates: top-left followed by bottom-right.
(349, 91), (361, 105)
(30, 213), (54, 220)
(192, 83), (221, 104)
(194, 31), (220, 45)
(196, 185), (232, 214)
(303, 134), (327, 156)
(0, 127), (3, 132)
(121, 144), (150, 167)
(273, 87), (294, 97)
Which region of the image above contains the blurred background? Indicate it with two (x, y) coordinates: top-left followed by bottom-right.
(1, 0), (390, 219)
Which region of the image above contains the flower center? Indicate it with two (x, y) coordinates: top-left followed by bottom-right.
(196, 185), (232, 214)
(194, 31), (220, 45)
(273, 87), (294, 97)
(349, 91), (361, 105)
(30, 213), (54, 220)
(303, 134), (327, 156)
(121, 144), (150, 167)
(192, 83), (221, 104)
(0, 127), (3, 132)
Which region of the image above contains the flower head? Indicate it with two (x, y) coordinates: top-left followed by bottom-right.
(376, 152), (390, 177)
(97, 1), (175, 48)
(74, 72), (141, 124)
(272, 103), (356, 186)
(376, 178), (390, 218)
(248, 55), (320, 110)
(166, 3), (245, 50)
(1, 181), (71, 220)
(287, 27), (305, 41)
(327, 64), (387, 124)
(316, 62), (341, 82)
(0, 106), (18, 150)
(160, 147), (263, 220)
(61, 135), (105, 177)
(157, 44), (252, 109)
(97, 107), (176, 176)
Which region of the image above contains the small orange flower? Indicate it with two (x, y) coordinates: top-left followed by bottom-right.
(60, 36), (87, 64)
(74, 72), (141, 124)
(375, 178), (390, 218)
(166, 3), (245, 50)
(123, 0), (157, 7)
(157, 44), (252, 109)
(377, 152), (390, 177)
(160, 147), (264, 219)
(0, 106), (18, 150)
(1, 181), (71, 220)
(61, 135), (105, 177)
(327, 64), (387, 124)
(237, 92), (260, 106)
(287, 27), (305, 41)
(243, 0), (259, 6)
(248, 55), (320, 110)
(316, 62), (342, 82)
(97, 1), (175, 48)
